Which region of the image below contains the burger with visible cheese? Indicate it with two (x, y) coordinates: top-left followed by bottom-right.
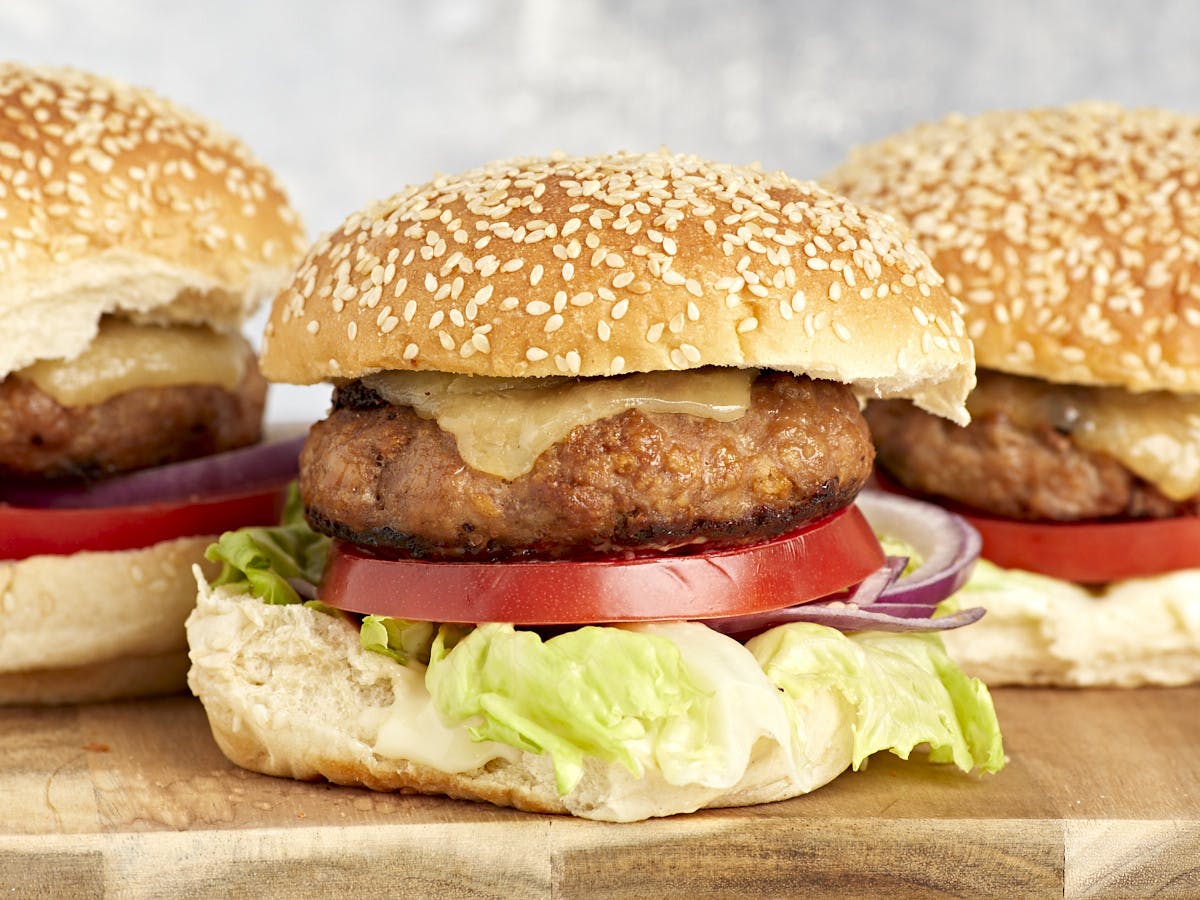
(186, 151), (1004, 821)
(0, 64), (308, 703)
(825, 103), (1200, 687)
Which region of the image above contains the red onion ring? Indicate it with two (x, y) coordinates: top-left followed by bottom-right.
(702, 491), (984, 637)
(856, 489), (982, 607)
(707, 602), (985, 637)
(0, 434), (306, 509)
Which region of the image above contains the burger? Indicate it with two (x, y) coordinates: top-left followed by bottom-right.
(186, 151), (1004, 822)
(0, 64), (308, 703)
(825, 103), (1200, 687)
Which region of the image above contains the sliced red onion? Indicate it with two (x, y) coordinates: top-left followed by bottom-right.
(0, 434), (306, 509)
(856, 489), (982, 607)
(702, 491), (984, 637)
(842, 555), (908, 605)
(710, 602), (985, 636)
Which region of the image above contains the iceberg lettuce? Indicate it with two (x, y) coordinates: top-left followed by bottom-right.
(748, 623), (1005, 774)
(205, 485), (329, 606)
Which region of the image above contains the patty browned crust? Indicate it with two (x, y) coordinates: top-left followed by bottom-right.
(300, 371), (874, 560)
(0, 352), (267, 480)
(868, 369), (1199, 521)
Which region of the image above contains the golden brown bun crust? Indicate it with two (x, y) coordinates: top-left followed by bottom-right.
(0, 64), (309, 377)
(825, 102), (1200, 393)
(0, 537), (215, 705)
(264, 151), (974, 423)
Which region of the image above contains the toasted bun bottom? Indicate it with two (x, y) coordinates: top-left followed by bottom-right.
(0, 537), (216, 704)
(941, 567), (1200, 686)
(186, 579), (856, 822)
(0, 651), (190, 704)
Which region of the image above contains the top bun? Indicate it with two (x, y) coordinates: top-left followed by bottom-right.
(263, 151), (974, 423)
(825, 102), (1200, 394)
(0, 64), (308, 378)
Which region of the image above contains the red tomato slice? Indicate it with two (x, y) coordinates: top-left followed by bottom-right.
(0, 485), (290, 560)
(318, 504), (886, 625)
(873, 470), (1200, 584)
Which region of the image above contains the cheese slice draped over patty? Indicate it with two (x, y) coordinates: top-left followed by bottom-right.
(969, 371), (1200, 502)
(17, 317), (247, 406)
(363, 367), (755, 480)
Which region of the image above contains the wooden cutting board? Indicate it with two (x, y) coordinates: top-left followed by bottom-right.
(1, 687), (1198, 898)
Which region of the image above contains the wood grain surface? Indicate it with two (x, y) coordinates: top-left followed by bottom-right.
(1, 688), (1198, 898)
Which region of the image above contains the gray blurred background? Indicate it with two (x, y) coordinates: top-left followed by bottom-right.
(3, 0), (1198, 421)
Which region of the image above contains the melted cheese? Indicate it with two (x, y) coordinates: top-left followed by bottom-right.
(969, 371), (1200, 501)
(363, 367), (755, 479)
(363, 662), (520, 772)
(17, 318), (247, 406)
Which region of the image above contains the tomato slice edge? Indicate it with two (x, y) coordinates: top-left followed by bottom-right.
(0, 483), (291, 560)
(318, 504), (886, 624)
(873, 469), (1200, 583)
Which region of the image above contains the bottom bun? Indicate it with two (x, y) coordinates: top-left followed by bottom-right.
(941, 564), (1200, 687)
(0, 650), (190, 704)
(0, 537), (216, 704)
(186, 578), (856, 822)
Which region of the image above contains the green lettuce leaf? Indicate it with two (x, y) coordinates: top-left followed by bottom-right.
(748, 622), (1005, 774)
(204, 484), (330, 605)
(424, 623), (708, 794)
(361, 616), (437, 665)
(417, 619), (1003, 796)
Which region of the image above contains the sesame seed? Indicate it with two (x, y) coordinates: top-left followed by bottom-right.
(273, 149), (975, 384)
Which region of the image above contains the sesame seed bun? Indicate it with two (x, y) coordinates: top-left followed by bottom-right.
(262, 151), (974, 424)
(824, 102), (1200, 394)
(0, 64), (309, 379)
